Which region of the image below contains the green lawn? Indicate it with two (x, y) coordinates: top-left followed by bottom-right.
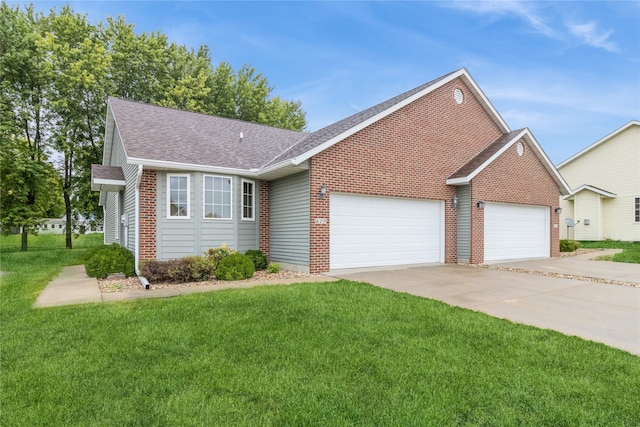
(1, 235), (639, 426)
(580, 240), (640, 263)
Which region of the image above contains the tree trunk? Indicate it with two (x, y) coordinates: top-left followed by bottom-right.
(21, 227), (28, 252)
(64, 191), (72, 249)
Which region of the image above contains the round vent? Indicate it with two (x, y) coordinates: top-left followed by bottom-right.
(516, 142), (524, 156)
(453, 88), (464, 104)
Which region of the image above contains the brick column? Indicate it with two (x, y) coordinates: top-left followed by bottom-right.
(139, 170), (157, 261)
(259, 180), (270, 259)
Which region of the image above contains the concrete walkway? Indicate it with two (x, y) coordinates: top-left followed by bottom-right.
(32, 265), (334, 308)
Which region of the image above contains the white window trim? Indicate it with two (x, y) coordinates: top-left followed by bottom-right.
(634, 196), (640, 224)
(167, 174), (190, 219)
(241, 179), (255, 221)
(203, 175), (233, 220)
(114, 195), (119, 239)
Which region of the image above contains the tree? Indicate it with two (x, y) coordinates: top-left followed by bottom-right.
(0, 138), (62, 250)
(0, 3), (57, 250)
(37, 5), (110, 248)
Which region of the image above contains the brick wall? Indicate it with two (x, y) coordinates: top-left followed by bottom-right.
(259, 180), (270, 259)
(139, 169), (157, 261)
(470, 137), (562, 262)
(309, 77), (503, 273)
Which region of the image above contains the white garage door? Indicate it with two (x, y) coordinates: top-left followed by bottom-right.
(330, 193), (443, 270)
(484, 203), (549, 261)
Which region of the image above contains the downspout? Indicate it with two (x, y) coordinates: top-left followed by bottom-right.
(134, 165), (142, 274)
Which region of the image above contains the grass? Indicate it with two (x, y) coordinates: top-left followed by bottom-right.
(580, 240), (640, 263)
(1, 235), (640, 425)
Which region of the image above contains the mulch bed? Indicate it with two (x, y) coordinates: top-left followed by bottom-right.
(98, 269), (311, 293)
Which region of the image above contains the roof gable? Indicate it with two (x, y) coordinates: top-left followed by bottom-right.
(446, 128), (571, 195)
(563, 184), (617, 200)
(263, 68), (510, 169)
(557, 120), (640, 168)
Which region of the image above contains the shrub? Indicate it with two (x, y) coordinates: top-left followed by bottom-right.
(204, 243), (236, 270)
(85, 244), (135, 279)
(215, 253), (255, 281)
(141, 256), (215, 283)
(560, 240), (581, 252)
(267, 263), (282, 274)
(245, 249), (268, 270)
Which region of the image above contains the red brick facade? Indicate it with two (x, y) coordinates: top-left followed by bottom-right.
(139, 169), (157, 261)
(259, 180), (270, 259)
(307, 77), (561, 273)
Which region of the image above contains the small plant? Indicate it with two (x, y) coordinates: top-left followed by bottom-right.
(205, 243), (236, 270)
(245, 249), (268, 270)
(267, 263), (282, 274)
(560, 240), (581, 252)
(215, 253), (255, 281)
(85, 244), (135, 279)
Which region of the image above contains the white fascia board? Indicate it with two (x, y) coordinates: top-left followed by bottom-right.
(445, 177), (470, 185)
(102, 103), (115, 166)
(557, 120), (640, 168)
(569, 185), (617, 198)
(458, 70), (510, 134)
(523, 131), (572, 196)
(255, 158), (296, 176)
(292, 69), (474, 165)
(126, 157), (258, 176)
(93, 178), (126, 187)
(466, 129), (528, 183)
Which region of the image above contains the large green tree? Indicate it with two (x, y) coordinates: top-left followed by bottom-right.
(0, 3), (61, 250)
(1, 2), (307, 249)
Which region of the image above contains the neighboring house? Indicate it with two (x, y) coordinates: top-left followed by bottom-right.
(557, 120), (640, 241)
(92, 68), (569, 274)
(36, 216), (104, 235)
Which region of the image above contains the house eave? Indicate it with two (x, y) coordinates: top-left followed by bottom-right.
(91, 178), (126, 192)
(127, 158), (259, 177)
(562, 185), (617, 200)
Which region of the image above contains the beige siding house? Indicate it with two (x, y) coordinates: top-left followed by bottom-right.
(558, 121), (640, 241)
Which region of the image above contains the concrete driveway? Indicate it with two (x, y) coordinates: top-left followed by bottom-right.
(331, 252), (640, 356)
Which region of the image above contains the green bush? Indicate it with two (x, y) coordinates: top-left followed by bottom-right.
(85, 244), (135, 279)
(140, 256), (215, 283)
(267, 263), (282, 274)
(204, 243), (236, 270)
(215, 253), (255, 281)
(560, 240), (581, 252)
(245, 249), (268, 270)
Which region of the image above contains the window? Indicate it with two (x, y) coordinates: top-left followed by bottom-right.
(204, 175), (232, 219)
(242, 179), (255, 220)
(168, 174), (190, 218)
(635, 197), (640, 223)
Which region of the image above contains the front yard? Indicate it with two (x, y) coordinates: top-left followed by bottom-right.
(1, 235), (639, 425)
(580, 240), (640, 263)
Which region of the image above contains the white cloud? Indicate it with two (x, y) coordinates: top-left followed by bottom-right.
(446, 0), (557, 38)
(566, 21), (618, 52)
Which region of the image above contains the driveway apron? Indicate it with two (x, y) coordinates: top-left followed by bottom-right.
(331, 261), (640, 356)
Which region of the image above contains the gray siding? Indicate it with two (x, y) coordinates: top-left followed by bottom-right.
(156, 172), (259, 260)
(456, 184), (471, 263)
(104, 192), (118, 245)
(103, 132), (135, 249)
(270, 171), (310, 266)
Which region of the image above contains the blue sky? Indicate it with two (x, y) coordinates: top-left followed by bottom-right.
(14, 0), (640, 164)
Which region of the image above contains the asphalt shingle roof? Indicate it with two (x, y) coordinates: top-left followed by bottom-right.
(108, 70), (459, 172)
(108, 97), (307, 170)
(92, 164), (125, 181)
(448, 129), (524, 179)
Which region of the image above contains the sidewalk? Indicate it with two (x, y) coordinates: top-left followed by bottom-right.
(33, 265), (336, 308)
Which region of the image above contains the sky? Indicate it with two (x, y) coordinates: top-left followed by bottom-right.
(11, 0), (640, 164)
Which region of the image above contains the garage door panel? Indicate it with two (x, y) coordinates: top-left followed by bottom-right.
(330, 194), (443, 269)
(485, 203), (549, 261)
